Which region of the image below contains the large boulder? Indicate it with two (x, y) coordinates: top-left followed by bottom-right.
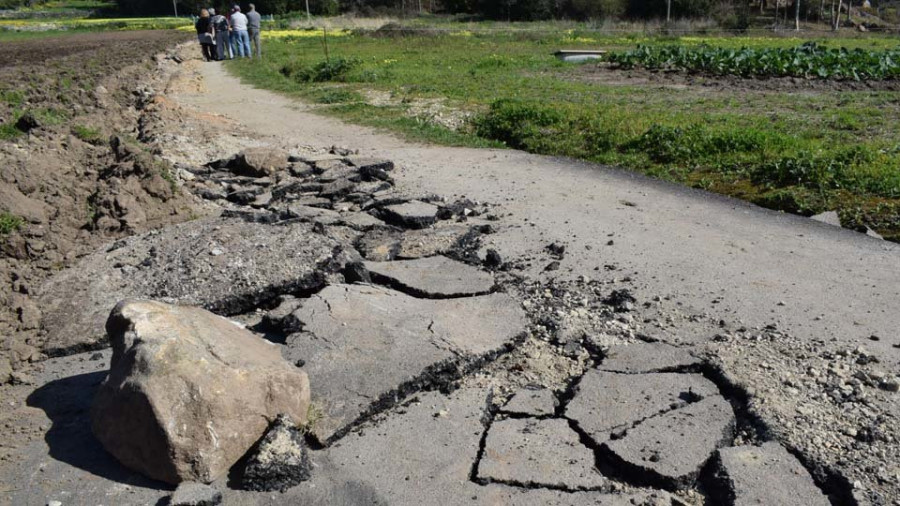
(91, 299), (311, 485)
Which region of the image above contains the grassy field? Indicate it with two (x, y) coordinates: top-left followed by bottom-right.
(227, 27), (900, 240)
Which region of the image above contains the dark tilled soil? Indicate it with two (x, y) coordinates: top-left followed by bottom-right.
(572, 62), (900, 92)
(0, 30), (187, 69)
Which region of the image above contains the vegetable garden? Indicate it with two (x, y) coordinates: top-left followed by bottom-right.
(608, 42), (900, 80)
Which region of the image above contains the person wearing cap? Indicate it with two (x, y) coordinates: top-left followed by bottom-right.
(246, 3), (262, 59)
(209, 8), (231, 61)
(230, 5), (251, 58)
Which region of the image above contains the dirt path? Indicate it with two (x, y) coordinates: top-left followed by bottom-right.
(180, 61), (900, 369)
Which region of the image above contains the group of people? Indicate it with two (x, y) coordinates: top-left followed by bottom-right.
(195, 4), (262, 62)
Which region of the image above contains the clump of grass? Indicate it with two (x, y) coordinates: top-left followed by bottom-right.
(0, 212), (24, 235)
(313, 88), (363, 104)
(72, 124), (102, 144)
(280, 57), (360, 83)
(300, 402), (325, 435)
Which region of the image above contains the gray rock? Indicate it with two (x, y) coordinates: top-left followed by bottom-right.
(349, 158), (394, 182)
(866, 226), (884, 240)
(382, 201), (440, 229)
(37, 217), (356, 355)
(810, 210), (841, 227)
(261, 295), (303, 330)
(713, 442), (830, 506)
(281, 284), (526, 443)
(170, 482), (222, 506)
(601, 395), (736, 490)
(227, 147), (289, 177)
(356, 223), (474, 261)
(92, 300), (311, 484)
(477, 418), (606, 490)
(500, 387), (557, 417)
(241, 414), (312, 492)
(566, 371), (720, 443)
(599, 343), (701, 373)
(364, 256), (494, 298)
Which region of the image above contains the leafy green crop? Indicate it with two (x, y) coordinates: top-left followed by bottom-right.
(609, 42), (900, 80)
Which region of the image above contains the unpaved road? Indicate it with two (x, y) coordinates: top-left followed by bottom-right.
(182, 62), (900, 367)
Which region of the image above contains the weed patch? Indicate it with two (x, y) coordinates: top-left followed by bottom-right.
(72, 124), (102, 144)
(0, 212), (24, 235)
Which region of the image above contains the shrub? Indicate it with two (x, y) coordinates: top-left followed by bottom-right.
(282, 57), (360, 83)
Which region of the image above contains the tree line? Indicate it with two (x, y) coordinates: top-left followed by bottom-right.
(107, 0), (876, 27)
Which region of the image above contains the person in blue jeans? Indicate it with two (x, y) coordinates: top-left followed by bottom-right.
(229, 5), (251, 58)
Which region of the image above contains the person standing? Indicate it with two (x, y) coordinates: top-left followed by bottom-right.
(230, 5), (251, 58)
(210, 8), (230, 61)
(194, 9), (215, 62)
(246, 3), (262, 59)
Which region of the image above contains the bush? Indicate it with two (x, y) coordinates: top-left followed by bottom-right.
(281, 57), (360, 82)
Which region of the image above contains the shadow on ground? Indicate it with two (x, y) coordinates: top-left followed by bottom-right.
(26, 370), (171, 492)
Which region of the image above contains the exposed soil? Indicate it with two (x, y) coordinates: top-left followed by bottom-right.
(0, 30), (201, 373)
(0, 30), (184, 69)
(571, 62), (900, 92)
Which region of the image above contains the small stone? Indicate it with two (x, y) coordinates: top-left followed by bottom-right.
(170, 482), (222, 506)
(47, 501), (62, 506)
(879, 378), (900, 392)
(240, 414), (312, 492)
(9, 371), (34, 385)
(484, 249), (503, 269)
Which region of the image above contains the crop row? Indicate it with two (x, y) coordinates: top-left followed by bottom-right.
(608, 42), (900, 80)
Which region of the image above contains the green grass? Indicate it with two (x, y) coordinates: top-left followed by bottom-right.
(227, 28), (900, 240)
(72, 124), (102, 144)
(0, 212), (24, 235)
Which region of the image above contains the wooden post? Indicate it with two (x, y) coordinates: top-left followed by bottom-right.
(305, 0), (311, 22)
(795, 0), (801, 29)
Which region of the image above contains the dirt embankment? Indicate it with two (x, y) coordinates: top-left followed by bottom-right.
(0, 30), (201, 374)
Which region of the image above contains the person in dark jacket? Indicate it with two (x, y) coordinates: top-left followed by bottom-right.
(210, 8), (230, 61)
(195, 9), (215, 62)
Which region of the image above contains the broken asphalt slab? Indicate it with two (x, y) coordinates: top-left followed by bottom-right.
(499, 387), (558, 417)
(355, 222), (477, 261)
(477, 417), (607, 490)
(281, 284), (527, 443)
(380, 200), (440, 229)
(599, 342), (702, 373)
(600, 395), (736, 491)
(712, 442), (831, 506)
(565, 370), (720, 442)
(364, 255), (495, 298)
(36, 217), (358, 355)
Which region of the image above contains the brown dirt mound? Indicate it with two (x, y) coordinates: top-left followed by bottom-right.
(0, 30), (199, 374)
